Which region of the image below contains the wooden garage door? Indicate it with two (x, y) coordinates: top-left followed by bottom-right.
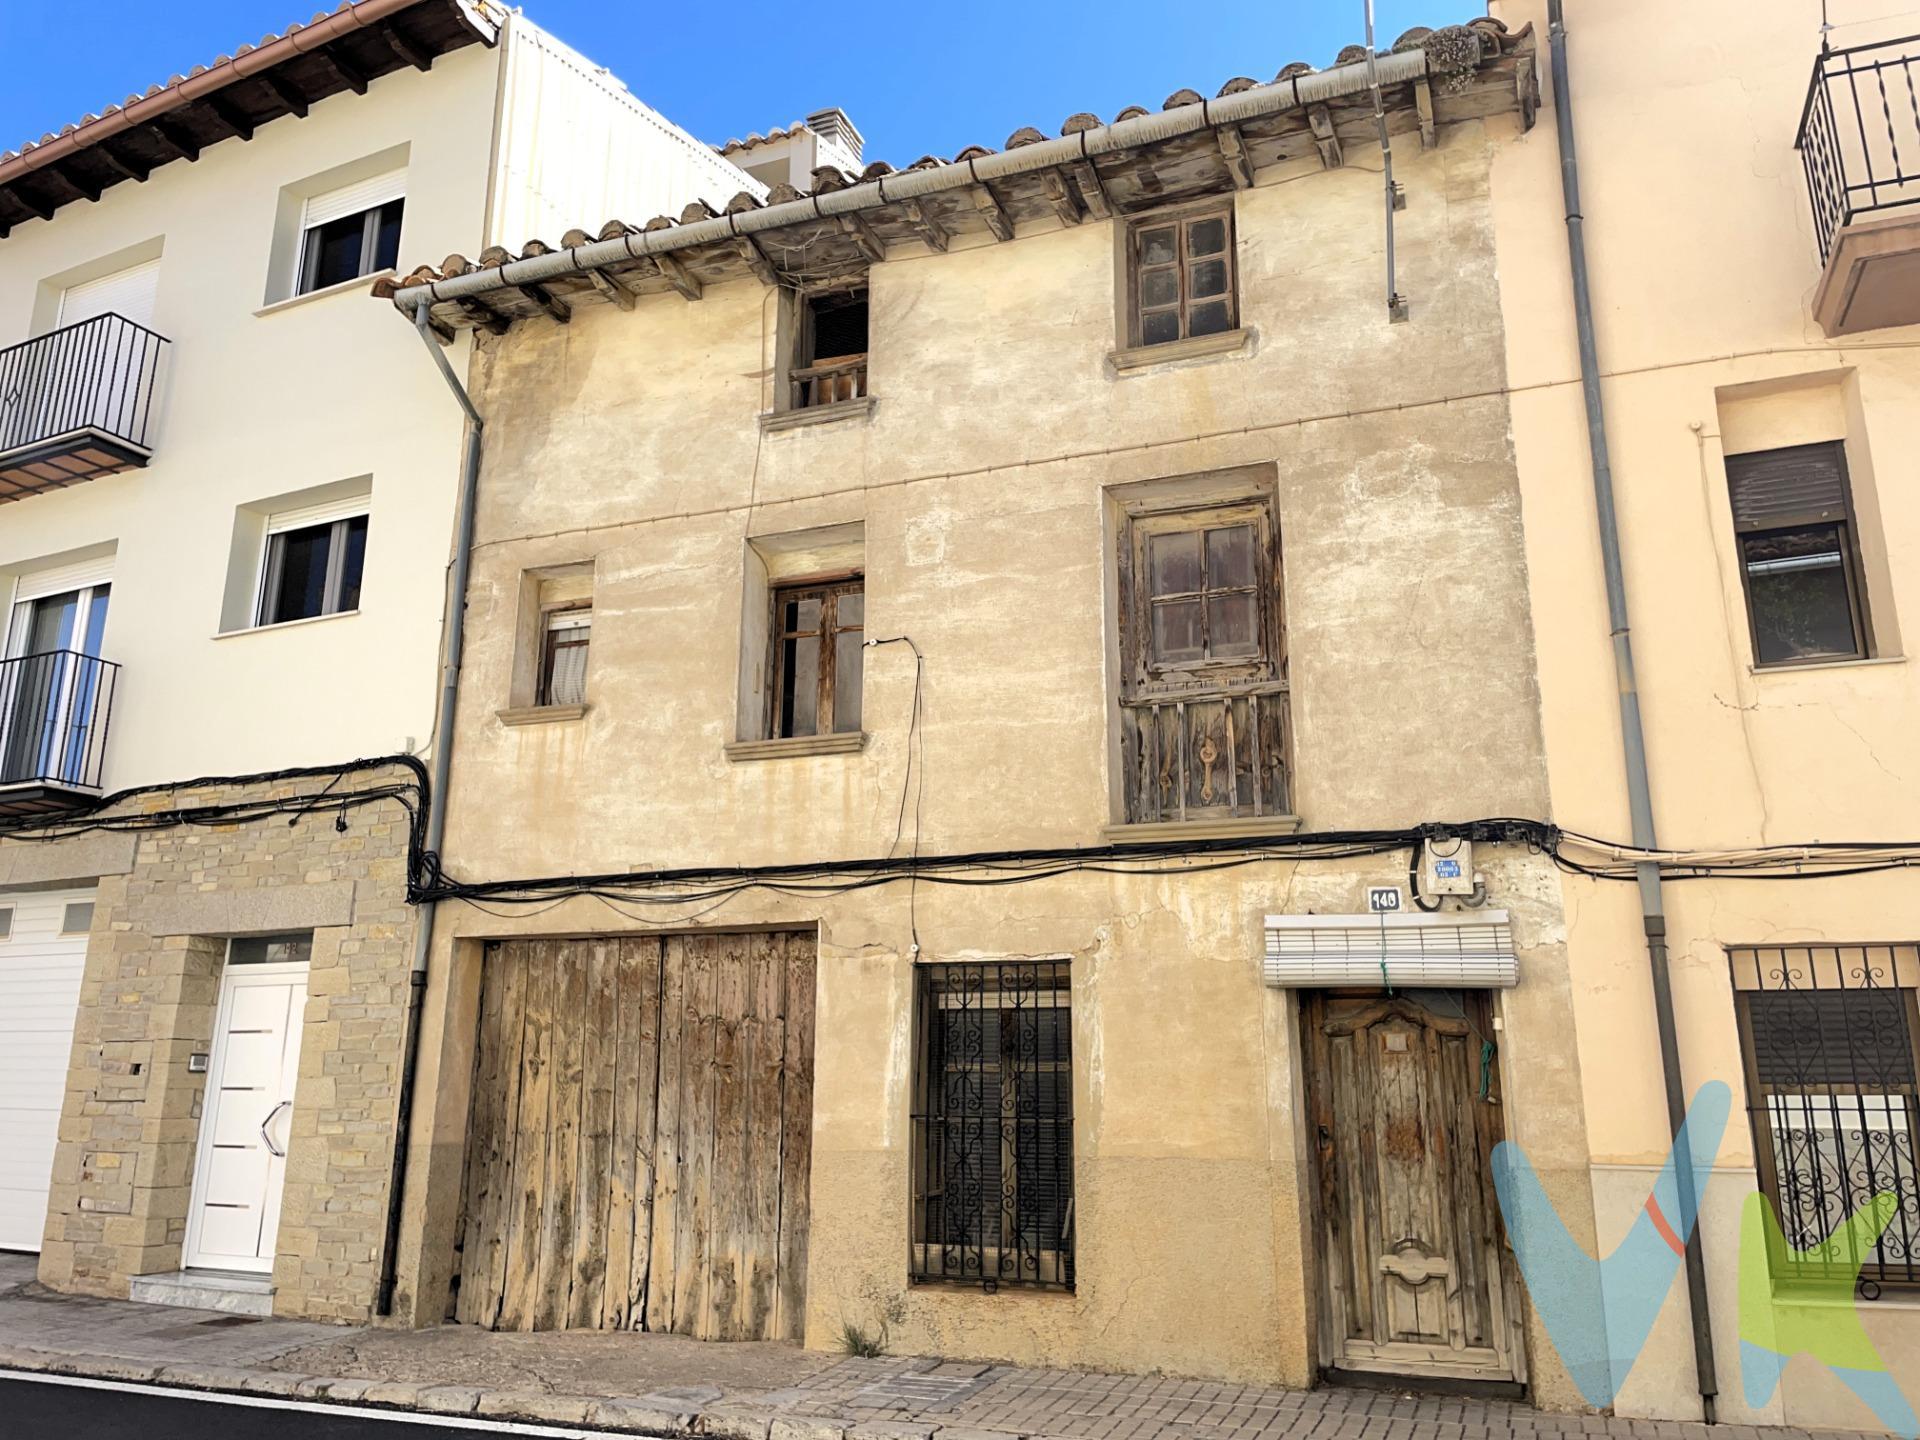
(456, 932), (815, 1338)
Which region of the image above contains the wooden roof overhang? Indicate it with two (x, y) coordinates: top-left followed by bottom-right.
(0, 0), (500, 239)
(381, 20), (1537, 338)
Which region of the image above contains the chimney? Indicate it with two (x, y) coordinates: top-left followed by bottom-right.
(804, 107), (864, 165)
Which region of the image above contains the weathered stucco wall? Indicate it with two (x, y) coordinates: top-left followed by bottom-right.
(399, 123), (1596, 1398)
(1488, 0), (1920, 1428)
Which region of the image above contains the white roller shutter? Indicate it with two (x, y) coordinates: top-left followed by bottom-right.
(267, 492), (371, 534)
(12, 555), (114, 603)
(302, 168), (406, 229)
(0, 887), (93, 1251)
(1263, 909), (1519, 989)
(58, 259), (160, 329)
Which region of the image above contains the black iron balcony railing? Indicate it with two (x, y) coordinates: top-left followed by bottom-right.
(0, 313), (168, 500)
(1797, 36), (1920, 263)
(0, 650), (119, 793)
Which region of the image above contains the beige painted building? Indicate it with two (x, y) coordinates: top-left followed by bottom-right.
(376, 20), (1620, 1406)
(1483, 0), (1920, 1432)
(0, 0), (750, 1322)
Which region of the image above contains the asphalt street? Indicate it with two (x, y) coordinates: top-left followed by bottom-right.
(0, 1373), (607, 1439)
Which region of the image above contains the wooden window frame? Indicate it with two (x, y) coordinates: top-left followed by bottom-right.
(1728, 442), (1872, 669)
(1120, 497), (1284, 695)
(780, 285), (870, 413)
(537, 605), (591, 707)
(766, 573), (864, 739)
(1126, 200), (1239, 349)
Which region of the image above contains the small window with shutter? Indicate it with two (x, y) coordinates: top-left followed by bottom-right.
(538, 608), (591, 707)
(1726, 442), (1870, 667)
(1128, 203), (1238, 348)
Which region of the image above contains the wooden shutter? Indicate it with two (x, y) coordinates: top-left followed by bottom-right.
(1726, 442), (1851, 531)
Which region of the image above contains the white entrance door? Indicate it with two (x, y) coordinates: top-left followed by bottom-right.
(184, 947), (307, 1272)
(0, 888), (94, 1251)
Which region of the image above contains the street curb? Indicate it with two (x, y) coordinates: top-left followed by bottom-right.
(0, 1347), (1037, 1440)
(0, 1346), (701, 1434)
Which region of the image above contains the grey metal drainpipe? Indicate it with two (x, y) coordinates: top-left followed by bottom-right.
(374, 305), (485, 1318)
(1545, 1), (1719, 1421)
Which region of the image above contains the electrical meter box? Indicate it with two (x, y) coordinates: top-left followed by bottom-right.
(1421, 837), (1476, 896)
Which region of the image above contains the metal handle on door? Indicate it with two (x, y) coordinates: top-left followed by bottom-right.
(260, 1100), (291, 1158)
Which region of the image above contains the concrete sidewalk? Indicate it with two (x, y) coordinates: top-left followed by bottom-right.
(0, 1255), (1865, 1440)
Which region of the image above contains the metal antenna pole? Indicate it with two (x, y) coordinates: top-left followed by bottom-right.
(1364, 0), (1409, 320)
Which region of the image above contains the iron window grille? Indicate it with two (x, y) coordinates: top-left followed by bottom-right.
(1731, 945), (1920, 1290)
(910, 959), (1075, 1291)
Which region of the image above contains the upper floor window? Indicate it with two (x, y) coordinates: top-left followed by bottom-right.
(258, 505), (367, 625)
(1113, 479), (1288, 823)
(790, 289), (869, 411)
(539, 607), (591, 707)
(1726, 442), (1870, 667)
(769, 576), (863, 738)
(1128, 204), (1237, 348)
(298, 170), (405, 295)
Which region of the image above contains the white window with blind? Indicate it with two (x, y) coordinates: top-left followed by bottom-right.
(255, 494), (369, 627)
(539, 608), (591, 706)
(298, 168), (405, 295)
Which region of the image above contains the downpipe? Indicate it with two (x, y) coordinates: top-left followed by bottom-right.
(1546, 1), (1719, 1420)
(374, 306), (484, 1318)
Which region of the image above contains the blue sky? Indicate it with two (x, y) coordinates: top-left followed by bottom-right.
(0, 1), (1483, 167)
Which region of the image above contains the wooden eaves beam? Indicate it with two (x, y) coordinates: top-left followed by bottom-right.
(457, 297), (512, 334)
(202, 93), (256, 141)
(1216, 124), (1255, 189)
(970, 183), (1014, 241)
(904, 200), (949, 253)
(92, 143), (151, 183)
(262, 70), (311, 118)
(316, 48), (370, 96)
(1307, 104), (1344, 168)
(9, 186), (56, 222)
(516, 281), (571, 323)
(651, 251), (702, 301)
(734, 237), (782, 286)
(51, 161), (101, 203)
(836, 212), (887, 264)
(585, 266), (638, 310)
(147, 116), (201, 161)
(1040, 170), (1085, 226)
(1065, 160), (1113, 219)
(375, 21), (434, 72)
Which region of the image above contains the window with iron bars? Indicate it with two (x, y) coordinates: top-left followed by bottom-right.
(1731, 945), (1920, 1289)
(910, 960), (1074, 1291)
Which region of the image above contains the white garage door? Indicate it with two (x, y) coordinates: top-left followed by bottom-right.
(0, 888), (93, 1251)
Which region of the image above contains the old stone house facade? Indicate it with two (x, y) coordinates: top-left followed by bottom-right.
(377, 19), (1605, 1406)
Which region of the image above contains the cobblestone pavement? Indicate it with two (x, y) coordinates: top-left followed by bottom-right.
(0, 1254), (1875, 1440)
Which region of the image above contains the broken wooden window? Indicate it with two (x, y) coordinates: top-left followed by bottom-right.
(1116, 492), (1288, 822)
(790, 289), (869, 410)
(910, 960), (1074, 1291)
(1726, 442), (1870, 667)
(1129, 205), (1237, 347)
(769, 576), (863, 738)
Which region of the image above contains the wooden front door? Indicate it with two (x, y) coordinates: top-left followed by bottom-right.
(1303, 990), (1524, 1384)
(457, 932), (815, 1338)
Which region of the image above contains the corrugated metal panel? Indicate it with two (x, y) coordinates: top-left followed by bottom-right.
(487, 15), (764, 251)
(302, 167), (406, 229)
(0, 886), (93, 1251)
(1726, 442), (1850, 531)
(1263, 910), (1518, 988)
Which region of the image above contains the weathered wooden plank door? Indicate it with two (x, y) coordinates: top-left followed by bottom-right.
(457, 932), (815, 1338)
(1302, 990), (1524, 1383)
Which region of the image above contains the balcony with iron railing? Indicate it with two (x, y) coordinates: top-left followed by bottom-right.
(0, 312), (169, 503)
(0, 650), (120, 816)
(1797, 35), (1920, 334)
